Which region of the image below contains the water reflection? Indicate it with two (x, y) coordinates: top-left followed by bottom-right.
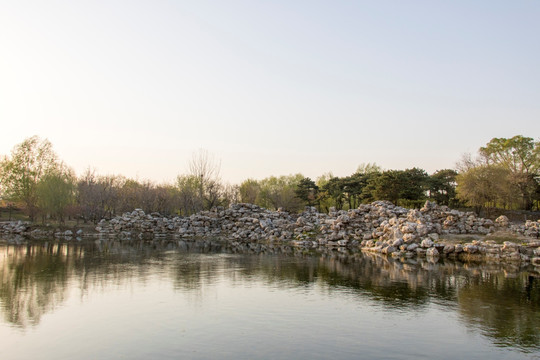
(0, 238), (538, 352)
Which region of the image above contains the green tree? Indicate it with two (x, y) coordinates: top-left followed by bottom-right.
(315, 172), (334, 212)
(321, 177), (346, 210)
(428, 169), (458, 206)
(356, 162), (382, 175)
(36, 165), (76, 223)
(400, 168), (429, 201)
(257, 174), (304, 212)
(480, 135), (540, 210)
(368, 170), (403, 205)
(365, 168), (428, 206)
(294, 177), (319, 207)
(176, 174), (203, 215)
(0, 136), (60, 220)
(456, 164), (514, 214)
(239, 179), (261, 204)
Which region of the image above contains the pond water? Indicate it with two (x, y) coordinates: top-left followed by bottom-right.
(0, 238), (539, 360)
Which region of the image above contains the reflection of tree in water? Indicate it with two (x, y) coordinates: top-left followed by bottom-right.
(222, 249), (442, 308)
(457, 272), (540, 351)
(0, 239), (172, 328)
(0, 238), (538, 351)
(222, 247), (540, 350)
(0, 243), (71, 327)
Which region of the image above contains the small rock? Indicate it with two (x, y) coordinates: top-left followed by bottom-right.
(392, 238), (403, 247)
(464, 244), (478, 253)
(421, 238), (434, 248)
(426, 248), (439, 257)
(443, 245), (455, 254)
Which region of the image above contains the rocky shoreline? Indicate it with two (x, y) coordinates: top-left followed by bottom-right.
(2, 201), (539, 266)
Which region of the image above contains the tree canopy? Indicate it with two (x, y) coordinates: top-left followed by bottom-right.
(0, 136), (61, 220)
(457, 136), (540, 211)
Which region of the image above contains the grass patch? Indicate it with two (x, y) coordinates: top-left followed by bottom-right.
(439, 234), (483, 244)
(484, 231), (529, 244)
(0, 208), (29, 222)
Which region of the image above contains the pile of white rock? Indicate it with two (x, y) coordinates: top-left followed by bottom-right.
(511, 219), (540, 238)
(0, 221), (29, 234)
(292, 201), (497, 247)
(3, 200), (539, 265)
(96, 203), (298, 242)
(91, 201), (540, 265)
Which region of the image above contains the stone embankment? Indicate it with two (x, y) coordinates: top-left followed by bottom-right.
(2, 201), (540, 266)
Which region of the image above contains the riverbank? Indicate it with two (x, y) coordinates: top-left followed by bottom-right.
(2, 201), (539, 266)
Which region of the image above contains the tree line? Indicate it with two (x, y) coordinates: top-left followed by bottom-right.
(237, 165), (459, 213)
(0, 135), (539, 223)
(0, 137), (238, 223)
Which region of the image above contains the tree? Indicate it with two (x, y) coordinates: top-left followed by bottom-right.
(76, 172), (123, 222)
(77, 169), (106, 223)
(294, 177), (319, 207)
(399, 168), (429, 201)
(456, 136), (540, 211)
(321, 177), (346, 210)
(368, 170), (403, 205)
(257, 174), (304, 212)
(221, 183), (239, 208)
(356, 162), (382, 175)
(313, 173), (332, 212)
(456, 164), (514, 214)
(239, 179), (261, 204)
(428, 169), (458, 206)
(353, 163), (382, 205)
(0, 136), (60, 220)
(36, 165), (76, 223)
(480, 136), (540, 210)
(341, 174), (365, 209)
(186, 149), (224, 211)
(176, 174), (203, 215)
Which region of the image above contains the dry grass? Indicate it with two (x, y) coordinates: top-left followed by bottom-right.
(440, 231), (530, 245)
(484, 231), (531, 244)
(439, 234), (484, 244)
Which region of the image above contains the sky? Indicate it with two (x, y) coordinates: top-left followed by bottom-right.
(1, 0), (539, 184)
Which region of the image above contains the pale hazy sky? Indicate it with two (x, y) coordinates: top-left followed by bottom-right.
(1, 1), (539, 184)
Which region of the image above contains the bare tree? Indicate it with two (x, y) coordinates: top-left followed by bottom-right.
(187, 149), (224, 211)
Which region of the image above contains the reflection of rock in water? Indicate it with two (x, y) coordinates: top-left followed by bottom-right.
(0, 238), (538, 350)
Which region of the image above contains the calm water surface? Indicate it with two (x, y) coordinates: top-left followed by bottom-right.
(0, 238), (539, 360)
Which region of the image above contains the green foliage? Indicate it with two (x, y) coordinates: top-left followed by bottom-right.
(36, 166), (76, 223)
(321, 176), (346, 210)
(457, 136), (540, 211)
(257, 174), (304, 212)
(480, 135), (537, 174)
(400, 168), (429, 200)
(366, 168), (428, 205)
(368, 170), (402, 205)
(456, 164), (516, 212)
(356, 162), (382, 175)
(428, 169), (458, 206)
(294, 177), (319, 207)
(0, 136), (61, 220)
(239, 178), (260, 204)
(176, 174), (204, 215)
